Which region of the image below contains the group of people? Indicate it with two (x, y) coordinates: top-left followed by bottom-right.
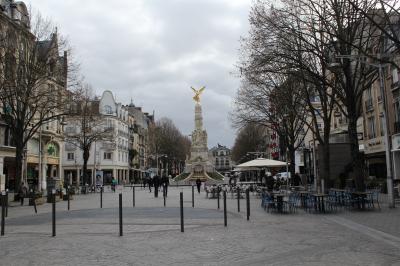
(265, 173), (303, 191)
(143, 175), (170, 197)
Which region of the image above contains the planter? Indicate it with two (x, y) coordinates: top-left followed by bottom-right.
(47, 195), (62, 203)
(63, 194), (73, 201)
(29, 197), (45, 206)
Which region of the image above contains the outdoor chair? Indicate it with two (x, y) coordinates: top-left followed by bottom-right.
(366, 189), (381, 210)
(304, 194), (316, 213)
(261, 192), (276, 213)
(343, 192), (358, 210)
(325, 191), (338, 212)
(287, 193), (299, 213)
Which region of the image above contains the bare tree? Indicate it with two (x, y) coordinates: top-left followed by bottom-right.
(148, 117), (190, 175)
(64, 85), (113, 187)
(233, 72), (308, 175)
(242, 1), (339, 190)
(231, 123), (268, 163)
(238, 0), (381, 191)
(0, 11), (76, 190)
(346, 0), (400, 61)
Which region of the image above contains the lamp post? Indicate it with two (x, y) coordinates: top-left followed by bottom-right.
(331, 54), (394, 207)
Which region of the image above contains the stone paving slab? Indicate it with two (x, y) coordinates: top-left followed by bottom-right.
(0, 187), (400, 266)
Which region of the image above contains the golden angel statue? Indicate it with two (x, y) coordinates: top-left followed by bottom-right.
(191, 86), (205, 103)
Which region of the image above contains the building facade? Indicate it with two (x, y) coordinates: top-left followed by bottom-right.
(62, 91), (130, 186)
(209, 144), (233, 173)
(0, 1), (68, 192)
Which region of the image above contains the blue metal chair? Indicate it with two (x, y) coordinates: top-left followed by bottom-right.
(261, 192), (276, 213)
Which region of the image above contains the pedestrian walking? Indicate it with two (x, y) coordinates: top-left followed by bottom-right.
(18, 182), (27, 206)
(111, 177), (117, 192)
(148, 177), (153, 193)
(153, 174), (160, 198)
(161, 175), (170, 197)
(196, 178), (202, 194)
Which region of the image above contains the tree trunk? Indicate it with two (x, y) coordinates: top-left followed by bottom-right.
(348, 115), (365, 191)
(319, 142), (330, 191)
(14, 143), (24, 191)
(82, 148), (90, 186)
(289, 147), (296, 176)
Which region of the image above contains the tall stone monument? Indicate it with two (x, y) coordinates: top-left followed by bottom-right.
(185, 86), (215, 181)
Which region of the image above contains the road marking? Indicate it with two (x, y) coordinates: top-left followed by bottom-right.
(327, 216), (400, 249)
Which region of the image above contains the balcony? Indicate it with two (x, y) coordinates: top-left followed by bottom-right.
(394, 121), (400, 134)
(102, 142), (116, 150)
(365, 98), (373, 112)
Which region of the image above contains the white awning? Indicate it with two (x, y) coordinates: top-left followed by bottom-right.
(236, 158), (288, 168)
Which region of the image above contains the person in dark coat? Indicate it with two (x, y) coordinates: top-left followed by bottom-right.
(266, 174), (275, 192)
(196, 178), (202, 193)
(161, 175), (170, 197)
(148, 177), (153, 193)
(293, 173), (302, 186)
(153, 174), (160, 197)
(18, 182), (27, 206)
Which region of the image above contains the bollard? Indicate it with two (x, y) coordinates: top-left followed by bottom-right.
(217, 188), (220, 209)
(52, 189), (56, 237)
(180, 192), (184, 232)
(119, 193), (123, 236)
(132, 186), (135, 208)
(237, 189), (240, 212)
(5, 190), (8, 217)
(163, 186), (166, 207)
(1, 191), (5, 236)
(246, 189), (250, 221)
(192, 185), (194, 208)
(100, 186), (103, 208)
(67, 187), (70, 211)
(32, 189), (37, 214)
(223, 191), (227, 227)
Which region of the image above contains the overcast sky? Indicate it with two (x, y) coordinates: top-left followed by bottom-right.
(25, 0), (251, 148)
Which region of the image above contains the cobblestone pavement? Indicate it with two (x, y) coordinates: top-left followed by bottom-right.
(1, 186), (400, 266)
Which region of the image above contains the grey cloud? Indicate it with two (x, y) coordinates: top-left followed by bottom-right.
(25, 0), (251, 147)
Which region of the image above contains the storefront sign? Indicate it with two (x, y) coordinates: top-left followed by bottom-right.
(47, 157), (59, 165)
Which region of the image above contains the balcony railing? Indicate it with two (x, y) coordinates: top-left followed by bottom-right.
(102, 143), (116, 150)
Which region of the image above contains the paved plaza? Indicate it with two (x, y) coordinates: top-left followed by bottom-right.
(0, 186), (400, 266)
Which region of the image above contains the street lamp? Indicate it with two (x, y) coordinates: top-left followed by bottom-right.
(331, 54), (395, 207)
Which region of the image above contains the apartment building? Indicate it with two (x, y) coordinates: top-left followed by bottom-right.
(62, 90), (130, 186)
(0, 1), (68, 192)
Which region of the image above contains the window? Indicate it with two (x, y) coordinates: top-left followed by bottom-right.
(393, 68), (399, 84)
(395, 101), (400, 123)
(368, 116), (376, 139)
(104, 105), (112, 115)
(104, 152), (112, 160)
(67, 153), (74, 160)
(379, 117), (384, 137)
(366, 87), (372, 100)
